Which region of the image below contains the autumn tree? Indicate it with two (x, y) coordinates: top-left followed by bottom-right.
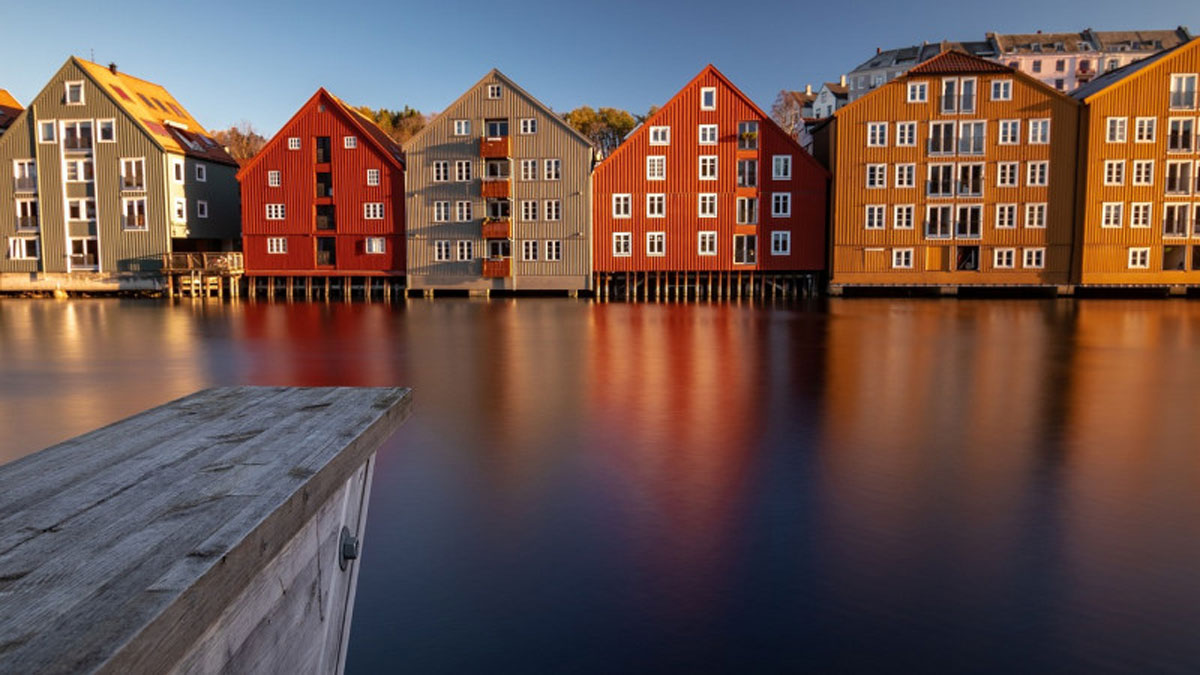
(354, 105), (426, 145)
(563, 106), (637, 157)
(770, 91), (804, 141)
(210, 122), (267, 163)
(636, 105), (660, 124)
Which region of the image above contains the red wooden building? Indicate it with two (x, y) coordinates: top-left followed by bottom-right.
(592, 65), (828, 299)
(239, 89), (405, 284)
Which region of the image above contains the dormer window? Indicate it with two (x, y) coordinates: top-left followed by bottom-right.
(65, 81), (84, 105)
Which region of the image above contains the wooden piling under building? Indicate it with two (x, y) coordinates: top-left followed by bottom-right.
(591, 271), (819, 302)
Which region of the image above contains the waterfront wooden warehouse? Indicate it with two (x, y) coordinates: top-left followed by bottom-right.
(592, 65), (829, 300)
(816, 51), (1080, 292)
(0, 58), (240, 290)
(1070, 37), (1200, 286)
(238, 89), (406, 297)
(403, 70), (596, 295)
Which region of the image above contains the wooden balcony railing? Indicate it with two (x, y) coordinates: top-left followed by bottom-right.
(14, 177), (36, 192)
(481, 218), (511, 239)
(481, 258), (511, 278)
(161, 252), (245, 274)
(479, 136), (510, 158)
(481, 178), (510, 198)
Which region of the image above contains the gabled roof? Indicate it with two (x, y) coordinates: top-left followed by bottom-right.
(785, 90), (817, 107)
(908, 49), (1010, 75)
(850, 41), (995, 73)
(1090, 27), (1191, 52)
(598, 64), (829, 177)
(1071, 37), (1199, 101)
(403, 68), (594, 151)
(71, 58), (236, 166)
(821, 82), (849, 98)
(0, 89), (21, 131)
(237, 88), (405, 180)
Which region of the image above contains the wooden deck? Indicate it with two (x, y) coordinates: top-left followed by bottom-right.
(0, 386), (412, 674)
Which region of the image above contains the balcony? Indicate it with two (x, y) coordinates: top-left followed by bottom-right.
(121, 175), (144, 191)
(482, 258), (511, 278)
(479, 136), (510, 158)
(14, 177), (36, 193)
(482, 218), (511, 239)
(15, 216), (38, 232)
(481, 177), (510, 198)
(926, 139), (955, 156)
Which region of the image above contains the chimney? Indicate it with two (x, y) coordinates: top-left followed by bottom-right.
(839, 75), (847, 87)
(108, 62), (118, 75)
(805, 84), (812, 95)
(876, 47), (882, 55)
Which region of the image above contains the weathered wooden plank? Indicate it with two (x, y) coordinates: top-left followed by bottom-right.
(0, 386), (411, 675)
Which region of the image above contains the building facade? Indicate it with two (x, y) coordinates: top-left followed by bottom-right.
(812, 79), (849, 118)
(592, 65), (828, 284)
(1072, 38), (1200, 285)
(991, 28), (1192, 92)
(239, 89), (405, 277)
(846, 42), (996, 101)
(0, 58), (238, 276)
(403, 70), (595, 293)
(820, 51), (1079, 289)
(0, 90), (20, 137)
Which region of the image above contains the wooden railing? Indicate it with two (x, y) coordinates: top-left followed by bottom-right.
(162, 252), (245, 273)
(479, 136), (510, 158)
(481, 178), (510, 198)
(482, 258), (511, 278)
(481, 218), (511, 239)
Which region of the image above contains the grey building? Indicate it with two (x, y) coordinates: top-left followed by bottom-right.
(0, 57), (238, 277)
(403, 70), (595, 294)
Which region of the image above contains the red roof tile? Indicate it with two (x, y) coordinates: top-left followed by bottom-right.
(908, 50), (1011, 75)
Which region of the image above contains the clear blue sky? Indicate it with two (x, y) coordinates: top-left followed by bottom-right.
(2, 0), (1197, 134)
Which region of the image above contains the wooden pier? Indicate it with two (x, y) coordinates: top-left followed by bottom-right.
(592, 271), (820, 302)
(0, 386), (412, 674)
(162, 252), (245, 299)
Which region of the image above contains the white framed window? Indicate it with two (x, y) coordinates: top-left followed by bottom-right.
(926, 204), (953, 238)
(544, 159), (561, 180)
(698, 124), (718, 145)
(173, 198), (187, 223)
(1128, 247), (1150, 269)
(13, 159), (36, 193)
(455, 201), (472, 221)
(544, 200), (561, 221)
(867, 122), (888, 147)
(457, 240), (474, 261)
(866, 163), (887, 188)
(287, 137), (301, 150)
(453, 119), (471, 136)
(700, 87), (716, 110)
(997, 162), (1019, 187)
(998, 119), (1020, 145)
(893, 204), (914, 229)
(1163, 203), (1190, 236)
(907, 82), (927, 103)
(646, 232), (665, 256)
(649, 126), (670, 145)
(267, 237), (287, 254)
(646, 155), (666, 180)
(993, 248), (1016, 268)
(1106, 117), (1128, 143)
(364, 203), (385, 220)
(699, 155), (717, 180)
(267, 170), (281, 187)
(344, 136), (358, 149)
(1135, 117), (1157, 143)
(894, 163), (915, 188)
(646, 193), (665, 218)
(455, 160), (472, 182)
(64, 81), (84, 105)
(522, 240), (539, 261)
(520, 159), (537, 181)
(195, 163), (207, 182)
(1167, 118), (1195, 152)
(1130, 202), (1152, 228)
(1104, 160), (1125, 186)
(736, 197), (758, 224)
(38, 120), (56, 143)
(367, 169), (380, 186)
(521, 200), (538, 221)
(1027, 161), (1048, 186)
(1132, 160), (1154, 185)
(892, 248), (914, 268)
(121, 197), (147, 231)
(1101, 202), (1123, 228)
(433, 201), (450, 222)
(545, 240), (562, 261)
(771, 192), (791, 217)
(1023, 248), (1045, 269)
(733, 234), (757, 264)
(990, 79), (1012, 101)
(1028, 119), (1050, 144)
(434, 240), (451, 261)
(995, 203), (1016, 229)
(97, 119), (115, 142)
(772, 155), (792, 179)
(1165, 160), (1193, 193)
(698, 231), (717, 256)
(364, 237), (386, 254)
(737, 159), (757, 187)
(14, 198), (38, 231)
(1025, 203), (1046, 228)
(613, 232), (632, 257)
(896, 122), (916, 147)
(1168, 74), (1196, 109)
(865, 204), (886, 229)
(958, 121), (985, 155)
(487, 84), (502, 99)
(196, 200), (208, 219)
(266, 204), (286, 220)
(172, 159), (185, 183)
(771, 231), (791, 256)
(519, 118), (537, 134)
(612, 194), (631, 218)
(65, 159), (94, 183)
(698, 193), (717, 217)
(8, 237), (39, 260)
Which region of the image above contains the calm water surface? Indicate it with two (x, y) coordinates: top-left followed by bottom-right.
(2, 297), (1200, 673)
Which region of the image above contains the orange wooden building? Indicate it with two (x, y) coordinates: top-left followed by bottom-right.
(1071, 38), (1200, 286)
(816, 51), (1080, 292)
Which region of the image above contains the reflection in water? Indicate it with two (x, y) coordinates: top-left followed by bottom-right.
(2, 298), (1200, 672)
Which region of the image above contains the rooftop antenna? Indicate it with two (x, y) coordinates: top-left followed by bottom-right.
(90, 48), (95, 62)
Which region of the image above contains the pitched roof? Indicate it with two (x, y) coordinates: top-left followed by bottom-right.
(822, 82), (849, 97)
(1071, 37), (1199, 101)
(907, 49), (1011, 75)
(0, 89), (21, 131)
(786, 90), (817, 106)
(1091, 27), (1191, 52)
(72, 58), (236, 166)
(850, 41), (996, 73)
(991, 31), (1091, 54)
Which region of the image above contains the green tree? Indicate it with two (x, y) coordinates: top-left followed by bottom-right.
(353, 105), (427, 145)
(564, 106), (637, 157)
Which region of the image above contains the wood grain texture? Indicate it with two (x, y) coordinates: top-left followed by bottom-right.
(0, 386), (412, 675)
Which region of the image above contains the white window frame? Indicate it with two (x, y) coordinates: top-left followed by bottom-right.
(1106, 117), (1128, 143)
(521, 200), (538, 222)
(365, 237), (386, 254)
(893, 204), (915, 230)
(613, 232), (632, 257)
(998, 119), (1020, 145)
(265, 204), (286, 220)
(544, 159), (561, 181)
(1128, 247), (1150, 269)
(520, 159), (538, 181)
(364, 203), (385, 220)
(772, 155), (792, 179)
(121, 197), (147, 231)
(433, 201), (450, 222)
(646, 232), (666, 257)
(1130, 202), (1153, 228)
(456, 240), (474, 261)
(646, 155), (666, 180)
(367, 169), (380, 186)
(267, 237), (287, 254)
(700, 87), (716, 110)
(895, 122), (916, 147)
(1025, 203), (1047, 229)
(522, 240), (539, 261)
(173, 197), (187, 223)
(1023, 248), (1045, 269)
(455, 160), (472, 182)
(699, 155), (718, 180)
(97, 119), (116, 142)
(1103, 160), (1125, 186)
(344, 136), (358, 149)
(519, 118), (537, 135)
(866, 163), (887, 189)
(771, 192), (791, 218)
(453, 119), (471, 136)
(649, 126), (670, 145)
(894, 163), (915, 188)
(645, 193), (665, 218)
(892, 248), (914, 268)
(544, 199), (561, 221)
(1132, 159), (1154, 186)
(1028, 119), (1050, 144)
(195, 163), (207, 183)
(287, 137), (301, 150)
(698, 231), (717, 256)
(1135, 117), (1157, 143)
(1026, 161), (1048, 187)
(612, 194), (631, 218)
(38, 120), (56, 143)
(907, 82), (927, 103)
(455, 201), (472, 222)
(1101, 202), (1124, 228)
(8, 237), (39, 260)
(698, 193), (717, 218)
(990, 79), (1012, 101)
(995, 203), (1017, 229)
(867, 122), (888, 147)
(196, 200), (208, 219)
(698, 124), (718, 145)
(993, 248), (1016, 269)
(865, 204), (886, 230)
(997, 162), (1019, 187)
(172, 158), (185, 184)
(64, 81), (85, 105)
(267, 170), (281, 187)
(487, 84), (502, 99)
(434, 240), (452, 261)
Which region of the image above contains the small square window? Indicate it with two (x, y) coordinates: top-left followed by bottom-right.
(520, 118), (537, 134)
(649, 126), (670, 145)
(65, 81), (84, 105)
(487, 84), (502, 99)
(367, 169), (380, 186)
(39, 121), (56, 143)
(700, 87), (716, 110)
(98, 120), (116, 142)
(366, 237), (386, 254)
(287, 137), (301, 150)
(453, 120), (471, 136)
(344, 136), (358, 149)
